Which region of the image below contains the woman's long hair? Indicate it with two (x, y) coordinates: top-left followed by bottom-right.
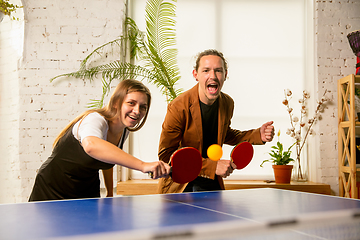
(53, 79), (151, 147)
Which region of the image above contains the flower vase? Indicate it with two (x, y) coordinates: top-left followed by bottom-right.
(292, 155), (308, 182)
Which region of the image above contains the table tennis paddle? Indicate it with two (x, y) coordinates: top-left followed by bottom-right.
(149, 147), (202, 184)
(230, 141), (254, 169)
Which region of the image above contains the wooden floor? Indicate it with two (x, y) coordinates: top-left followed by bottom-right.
(116, 180), (332, 196)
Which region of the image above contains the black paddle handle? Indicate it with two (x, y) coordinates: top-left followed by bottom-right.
(148, 168), (172, 179)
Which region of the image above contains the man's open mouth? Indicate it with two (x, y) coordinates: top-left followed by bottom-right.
(207, 83), (219, 94)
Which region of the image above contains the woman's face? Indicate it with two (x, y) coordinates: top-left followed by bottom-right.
(120, 91), (149, 128)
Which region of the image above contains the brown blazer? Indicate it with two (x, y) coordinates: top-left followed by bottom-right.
(157, 84), (264, 194)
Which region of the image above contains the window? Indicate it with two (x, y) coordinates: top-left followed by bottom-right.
(129, 0), (312, 180)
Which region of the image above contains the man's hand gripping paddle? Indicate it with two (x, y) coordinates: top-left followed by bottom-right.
(230, 142), (254, 169)
(149, 147), (202, 184)
(207, 142), (254, 169)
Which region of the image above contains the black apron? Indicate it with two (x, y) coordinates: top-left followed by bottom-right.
(28, 128), (124, 201)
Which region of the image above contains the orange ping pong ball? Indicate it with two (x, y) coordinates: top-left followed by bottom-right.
(207, 144), (223, 161)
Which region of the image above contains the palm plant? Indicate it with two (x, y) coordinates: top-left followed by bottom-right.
(51, 0), (182, 108)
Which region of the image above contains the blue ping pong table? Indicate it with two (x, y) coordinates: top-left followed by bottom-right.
(1, 188), (360, 240)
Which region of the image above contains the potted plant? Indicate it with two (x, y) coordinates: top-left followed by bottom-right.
(260, 130), (295, 184)
(0, 0), (22, 21)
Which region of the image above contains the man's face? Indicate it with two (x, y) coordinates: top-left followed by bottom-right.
(193, 55), (227, 105)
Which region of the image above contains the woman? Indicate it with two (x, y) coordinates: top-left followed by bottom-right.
(29, 79), (170, 201)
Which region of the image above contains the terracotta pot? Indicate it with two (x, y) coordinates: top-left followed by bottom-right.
(272, 165), (293, 184)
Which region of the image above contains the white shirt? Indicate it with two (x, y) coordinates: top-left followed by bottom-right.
(72, 112), (128, 148)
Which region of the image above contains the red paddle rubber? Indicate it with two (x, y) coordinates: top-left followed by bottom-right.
(230, 142), (254, 169)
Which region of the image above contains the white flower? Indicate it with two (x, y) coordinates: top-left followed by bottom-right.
(285, 89), (292, 96)
(287, 107), (293, 113)
(286, 129), (292, 135)
(292, 116), (299, 122)
(303, 90), (310, 99)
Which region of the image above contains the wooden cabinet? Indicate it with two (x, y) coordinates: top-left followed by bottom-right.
(337, 74), (360, 199)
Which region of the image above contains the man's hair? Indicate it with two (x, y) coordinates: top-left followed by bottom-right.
(194, 49), (228, 72)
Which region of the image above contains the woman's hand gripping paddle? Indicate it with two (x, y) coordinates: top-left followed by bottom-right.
(149, 147), (202, 184)
(230, 142), (254, 169)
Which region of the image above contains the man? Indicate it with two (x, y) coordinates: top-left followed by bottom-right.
(158, 49), (274, 193)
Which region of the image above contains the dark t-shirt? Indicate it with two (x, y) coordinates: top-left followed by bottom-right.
(184, 99), (221, 192)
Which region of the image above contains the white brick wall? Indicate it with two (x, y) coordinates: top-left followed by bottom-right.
(0, 0), (359, 203)
(315, 0), (360, 195)
(0, 0), (23, 203)
(0, 0), (125, 203)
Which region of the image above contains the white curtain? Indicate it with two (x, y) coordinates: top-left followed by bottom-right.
(130, 0), (308, 180)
